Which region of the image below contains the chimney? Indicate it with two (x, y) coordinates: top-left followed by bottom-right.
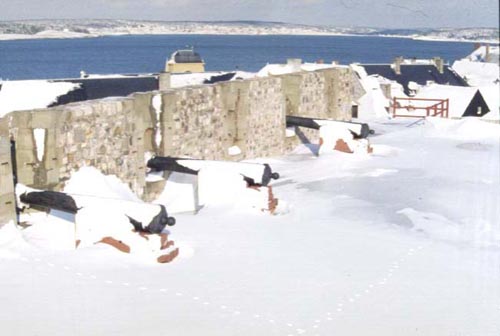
(287, 58), (302, 72)
(393, 56), (403, 75)
(433, 57), (444, 74)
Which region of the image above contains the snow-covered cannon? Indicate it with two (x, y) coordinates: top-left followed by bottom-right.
(286, 115), (371, 139)
(286, 116), (372, 154)
(147, 156), (280, 186)
(147, 157), (280, 213)
(17, 186), (179, 263)
(20, 190), (80, 214)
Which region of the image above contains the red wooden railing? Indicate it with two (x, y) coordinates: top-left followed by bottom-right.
(391, 97), (449, 118)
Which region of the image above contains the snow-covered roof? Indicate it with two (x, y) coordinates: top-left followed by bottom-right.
(466, 45), (499, 64)
(0, 80), (80, 117)
(414, 84), (490, 119)
(360, 64), (468, 95)
(452, 59), (500, 87)
(257, 62), (346, 77)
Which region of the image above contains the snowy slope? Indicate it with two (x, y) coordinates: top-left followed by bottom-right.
(0, 118), (499, 335)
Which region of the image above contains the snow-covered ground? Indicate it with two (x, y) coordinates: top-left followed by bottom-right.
(1, 117), (499, 335)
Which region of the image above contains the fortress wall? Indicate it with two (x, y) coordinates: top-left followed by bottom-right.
(283, 67), (354, 150)
(0, 122), (16, 227)
(1, 67), (354, 205)
(6, 97), (150, 196)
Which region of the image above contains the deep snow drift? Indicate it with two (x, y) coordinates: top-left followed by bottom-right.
(0, 117), (499, 335)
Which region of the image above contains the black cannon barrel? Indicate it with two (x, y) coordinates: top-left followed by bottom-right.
(286, 115), (370, 139)
(147, 156), (199, 175)
(147, 156), (279, 186)
(20, 191), (79, 214)
(126, 204), (175, 234)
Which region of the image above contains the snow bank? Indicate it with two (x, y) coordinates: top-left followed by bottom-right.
(13, 167), (177, 261)
(64, 167), (141, 203)
(318, 124), (371, 155)
(154, 172), (199, 214)
(425, 117), (500, 140)
(176, 159), (267, 185)
(400, 208), (500, 248)
(198, 167), (271, 211)
(0, 80), (80, 117)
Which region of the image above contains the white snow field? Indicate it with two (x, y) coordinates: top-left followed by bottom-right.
(1, 117), (500, 335)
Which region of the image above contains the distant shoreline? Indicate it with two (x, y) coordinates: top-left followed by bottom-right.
(0, 31), (498, 44)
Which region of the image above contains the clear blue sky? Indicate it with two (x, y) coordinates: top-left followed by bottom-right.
(1, 0), (498, 28)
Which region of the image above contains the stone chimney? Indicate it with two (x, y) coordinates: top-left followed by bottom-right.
(159, 71), (171, 91)
(287, 58), (302, 72)
(433, 57), (444, 74)
(393, 56), (404, 75)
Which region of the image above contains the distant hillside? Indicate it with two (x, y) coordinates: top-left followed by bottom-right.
(0, 20), (498, 43)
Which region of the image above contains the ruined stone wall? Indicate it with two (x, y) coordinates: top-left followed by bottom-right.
(235, 77), (285, 159)
(7, 96), (151, 196)
(160, 85), (229, 159)
(160, 77), (285, 161)
(0, 120), (16, 226)
(2, 67), (354, 203)
(283, 67), (354, 150)
(322, 67), (353, 121)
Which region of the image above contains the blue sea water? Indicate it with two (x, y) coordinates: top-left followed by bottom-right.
(0, 34), (474, 80)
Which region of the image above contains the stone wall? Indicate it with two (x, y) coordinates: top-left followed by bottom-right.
(7, 97), (150, 196)
(1, 66), (354, 205)
(0, 120), (16, 227)
(233, 77), (286, 159)
(160, 85), (229, 159)
(160, 76), (286, 161)
(282, 66), (354, 150)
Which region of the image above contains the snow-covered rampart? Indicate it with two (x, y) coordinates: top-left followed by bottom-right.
(1, 67), (353, 203)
